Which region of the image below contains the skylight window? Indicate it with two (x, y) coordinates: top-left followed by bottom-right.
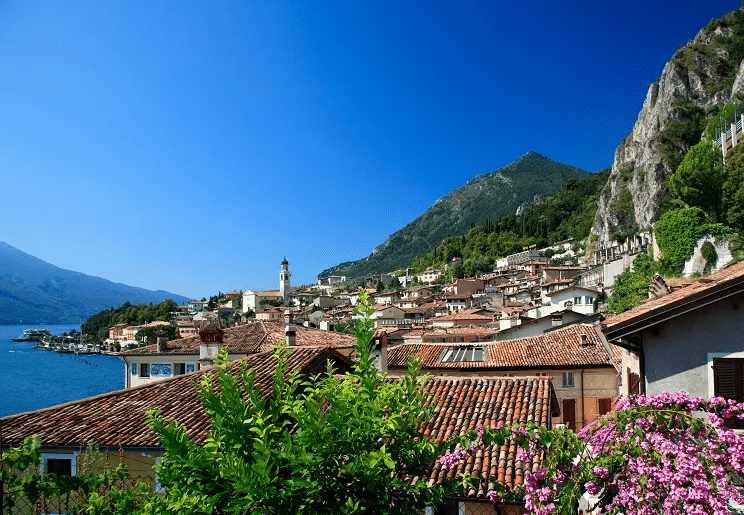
(438, 346), (486, 363)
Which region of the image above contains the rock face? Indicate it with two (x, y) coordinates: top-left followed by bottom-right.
(592, 16), (744, 248)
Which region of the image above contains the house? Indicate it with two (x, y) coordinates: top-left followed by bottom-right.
(372, 290), (401, 306)
(187, 300), (209, 314)
(313, 295), (347, 310)
(495, 310), (598, 341)
(443, 293), (471, 312)
(387, 323), (619, 430)
(430, 310), (493, 328)
(2, 344), (558, 514)
(495, 247), (544, 270)
(541, 265), (585, 283)
(402, 285), (435, 299)
(402, 326), (495, 345)
(119, 319), (356, 388)
(417, 269), (443, 284)
(602, 261), (744, 402)
(108, 323), (133, 342)
(242, 290), (284, 312)
(173, 315), (197, 338)
(452, 278), (484, 296)
(542, 285), (599, 315)
(0, 347), (354, 491)
(255, 307), (285, 321)
(317, 275), (346, 286)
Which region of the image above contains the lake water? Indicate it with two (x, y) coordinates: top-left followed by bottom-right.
(0, 324), (124, 417)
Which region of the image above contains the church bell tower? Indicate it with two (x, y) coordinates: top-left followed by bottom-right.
(280, 257), (290, 303)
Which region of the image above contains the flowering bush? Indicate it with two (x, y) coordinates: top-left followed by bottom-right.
(440, 391), (744, 514)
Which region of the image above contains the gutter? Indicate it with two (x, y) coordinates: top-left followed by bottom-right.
(604, 278), (744, 340)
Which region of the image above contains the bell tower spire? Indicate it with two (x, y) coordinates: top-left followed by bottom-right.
(280, 257), (290, 303)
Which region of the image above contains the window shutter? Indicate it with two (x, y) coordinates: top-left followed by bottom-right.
(713, 358), (744, 401)
(713, 358), (744, 429)
(598, 398), (612, 415)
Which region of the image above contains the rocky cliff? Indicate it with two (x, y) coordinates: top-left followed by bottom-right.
(592, 9), (744, 248)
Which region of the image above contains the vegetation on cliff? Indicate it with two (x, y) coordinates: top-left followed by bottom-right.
(81, 299), (180, 341)
(319, 152), (590, 280)
(411, 168), (610, 278)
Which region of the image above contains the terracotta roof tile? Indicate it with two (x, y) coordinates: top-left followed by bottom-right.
(1, 358), (555, 498)
(389, 324), (612, 369)
(120, 321), (355, 356)
(434, 311), (493, 322)
(420, 376), (556, 496)
(0, 347), (351, 449)
(603, 260), (744, 335)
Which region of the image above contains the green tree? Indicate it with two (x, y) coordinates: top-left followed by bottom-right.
(669, 140), (725, 221)
(145, 291), (452, 514)
(722, 141), (744, 230)
(608, 253), (656, 314)
(134, 324), (177, 345)
(654, 207), (708, 275)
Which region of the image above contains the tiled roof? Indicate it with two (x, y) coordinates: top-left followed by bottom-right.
(389, 324), (613, 370)
(0, 347), (351, 449)
(433, 311), (493, 321)
(120, 321), (356, 356)
(404, 327), (495, 339)
(420, 376), (557, 496)
(603, 260), (744, 337)
(444, 294), (472, 300)
(1, 356), (556, 498)
(251, 290), (282, 297)
(541, 278), (574, 288)
(544, 285), (598, 297)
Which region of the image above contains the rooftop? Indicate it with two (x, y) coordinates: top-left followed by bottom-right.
(0, 347), (350, 449)
(120, 320), (356, 356)
(603, 260), (744, 338)
(389, 324), (614, 370)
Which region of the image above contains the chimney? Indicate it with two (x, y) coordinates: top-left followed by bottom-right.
(373, 332), (389, 373)
(551, 313), (563, 327)
(285, 309), (296, 346)
(197, 320), (223, 368)
(580, 334), (588, 347)
(156, 336), (167, 353)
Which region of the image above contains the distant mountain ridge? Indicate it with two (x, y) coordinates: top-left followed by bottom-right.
(320, 152), (591, 279)
(0, 242), (191, 324)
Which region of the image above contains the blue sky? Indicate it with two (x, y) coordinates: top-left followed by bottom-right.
(1, 1), (740, 299)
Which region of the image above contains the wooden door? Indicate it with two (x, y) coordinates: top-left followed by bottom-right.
(562, 398), (576, 430)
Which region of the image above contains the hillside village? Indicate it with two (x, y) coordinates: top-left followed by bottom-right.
(6, 6), (744, 513)
(4, 246), (744, 512)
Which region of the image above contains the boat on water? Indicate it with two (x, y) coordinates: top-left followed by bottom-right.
(12, 329), (52, 342)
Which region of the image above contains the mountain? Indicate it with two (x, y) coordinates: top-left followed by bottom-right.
(320, 152), (590, 279)
(592, 7), (744, 247)
(0, 242), (191, 324)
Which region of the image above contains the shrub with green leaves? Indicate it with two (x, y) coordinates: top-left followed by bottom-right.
(607, 253), (656, 314)
(145, 291), (453, 515)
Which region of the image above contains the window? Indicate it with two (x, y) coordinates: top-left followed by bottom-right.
(574, 296), (581, 305)
(42, 453), (77, 476)
(174, 363), (186, 375)
(586, 296), (594, 305)
(438, 346), (486, 363)
(131, 363), (137, 376)
(562, 372), (575, 388)
(140, 363), (150, 378)
(713, 358), (744, 429)
(598, 398), (613, 416)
